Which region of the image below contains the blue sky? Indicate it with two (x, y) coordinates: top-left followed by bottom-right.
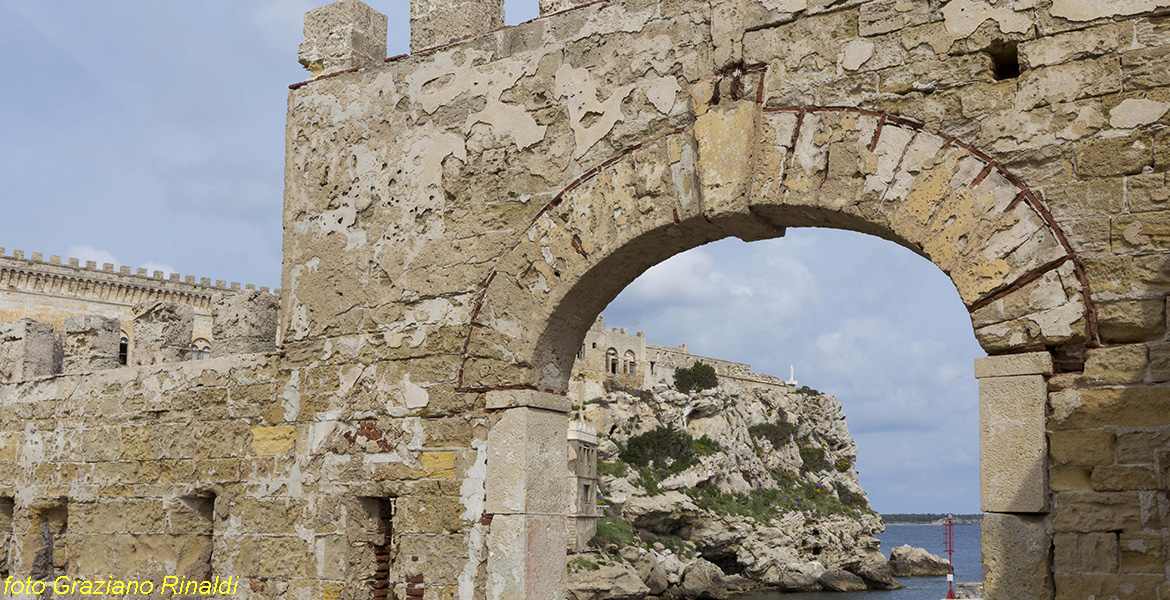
(0, 0), (983, 513)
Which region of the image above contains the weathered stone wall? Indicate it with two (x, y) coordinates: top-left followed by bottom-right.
(2, 0), (1168, 598)
(0, 248), (275, 348)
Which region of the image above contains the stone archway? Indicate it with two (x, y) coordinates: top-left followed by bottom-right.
(462, 68), (1094, 600)
(459, 71), (1096, 395)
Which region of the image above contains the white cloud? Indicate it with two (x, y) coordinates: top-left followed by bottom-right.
(67, 245), (119, 267)
(140, 261), (178, 277)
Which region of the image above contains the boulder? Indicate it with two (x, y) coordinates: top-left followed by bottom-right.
(844, 553), (903, 590)
(679, 558), (729, 599)
(889, 544), (952, 576)
(622, 491), (700, 533)
(818, 568), (868, 592)
(635, 551), (669, 595)
(567, 562), (649, 600)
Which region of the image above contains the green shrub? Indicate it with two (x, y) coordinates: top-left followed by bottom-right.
(674, 362), (718, 393)
(589, 510), (637, 551)
(620, 427), (724, 476)
(568, 556), (600, 572)
(834, 458), (853, 472)
(748, 421), (796, 449)
(598, 459), (628, 478)
(799, 443), (832, 472)
(634, 466), (664, 495)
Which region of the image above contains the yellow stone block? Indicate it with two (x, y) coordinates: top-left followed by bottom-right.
(321, 582), (344, 600)
(251, 426), (297, 456)
(420, 451), (457, 478)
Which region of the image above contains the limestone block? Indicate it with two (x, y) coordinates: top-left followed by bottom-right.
(1054, 532), (1118, 573)
(982, 513), (1053, 600)
(485, 389), (571, 413)
(211, 291), (279, 356)
(1053, 491), (1143, 532)
(1020, 21), (1135, 69)
(485, 407), (568, 515)
(1015, 55), (1121, 110)
(298, 0), (387, 77)
(1039, 178), (1123, 218)
(1122, 44), (1170, 91)
(1095, 299), (1167, 343)
(1119, 532), (1164, 573)
(975, 352), (1054, 379)
(485, 513), (567, 600)
(62, 315), (121, 374)
(1113, 211), (1170, 252)
(979, 372), (1049, 513)
(859, 0), (931, 36)
(1055, 573), (1162, 598)
(1115, 429), (1170, 463)
(130, 302), (193, 366)
(1050, 467), (1093, 492)
(1128, 172), (1170, 213)
(1091, 465), (1159, 491)
(1150, 341), (1170, 382)
(1083, 344), (1150, 385)
(1051, 387), (1170, 430)
(1074, 131), (1154, 178)
(410, 0), (503, 52)
(1049, 429), (1115, 467)
(0, 319), (58, 383)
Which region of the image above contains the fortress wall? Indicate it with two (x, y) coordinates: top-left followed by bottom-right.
(0, 351), (490, 599)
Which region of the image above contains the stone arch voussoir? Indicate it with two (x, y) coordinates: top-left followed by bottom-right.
(458, 69), (1099, 393)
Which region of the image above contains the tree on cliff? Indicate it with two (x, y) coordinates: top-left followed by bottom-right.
(674, 362), (718, 393)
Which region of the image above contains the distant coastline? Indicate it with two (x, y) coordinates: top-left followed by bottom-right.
(882, 513), (983, 526)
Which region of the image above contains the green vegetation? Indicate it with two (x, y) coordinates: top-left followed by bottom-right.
(634, 466), (664, 496)
(674, 361), (718, 393)
(597, 459), (628, 478)
(834, 458), (853, 472)
(568, 556), (600, 573)
(603, 379), (653, 401)
(589, 509), (637, 551)
(798, 441), (832, 472)
(620, 427), (724, 476)
(686, 479), (872, 522)
(796, 385), (822, 396)
(748, 421), (796, 449)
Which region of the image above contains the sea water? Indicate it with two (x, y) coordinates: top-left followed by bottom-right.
(730, 524), (983, 600)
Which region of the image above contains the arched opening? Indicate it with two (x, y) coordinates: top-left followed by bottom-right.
(606, 348), (619, 375)
(472, 103), (1085, 599)
(190, 338), (212, 361)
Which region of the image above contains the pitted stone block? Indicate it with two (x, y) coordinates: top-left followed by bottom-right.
(983, 514), (1053, 600)
(130, 302), (194, 366)
(485, 407), (569, 515)
(410, 0), (504, 52)
(298, 0), (387, 77)
(978, 352), (1052, 514)
(211, 291), (279, 356)
(539, 0), (580, 14)
(0, 319), (58, 383)
(63, 315), (121, 374)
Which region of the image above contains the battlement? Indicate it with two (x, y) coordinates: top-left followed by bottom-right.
(293, 0), (605, 81)
(0, 246), (275, 296)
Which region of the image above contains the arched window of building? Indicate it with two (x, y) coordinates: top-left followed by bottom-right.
(624, 350), (636, 376)
(119, 335), (129, 366)
(190, 339), (212, 361)
(606, 348), (618, 374)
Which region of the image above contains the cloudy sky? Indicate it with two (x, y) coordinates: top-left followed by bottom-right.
(0, 0), (983, 513)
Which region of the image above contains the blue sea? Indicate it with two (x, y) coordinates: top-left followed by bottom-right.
(731, 524), (982, 600)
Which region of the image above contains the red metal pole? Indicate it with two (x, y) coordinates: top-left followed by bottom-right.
(944, 515), (956, 599)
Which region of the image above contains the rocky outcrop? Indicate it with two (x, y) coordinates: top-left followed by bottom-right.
(568, 562), (649, 600)
(889, 544), (952, 576)
(568, 383), (896, 598)
(818, 568), (869, 592)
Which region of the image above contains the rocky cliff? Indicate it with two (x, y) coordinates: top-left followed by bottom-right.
(569, 382), (899, 598)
